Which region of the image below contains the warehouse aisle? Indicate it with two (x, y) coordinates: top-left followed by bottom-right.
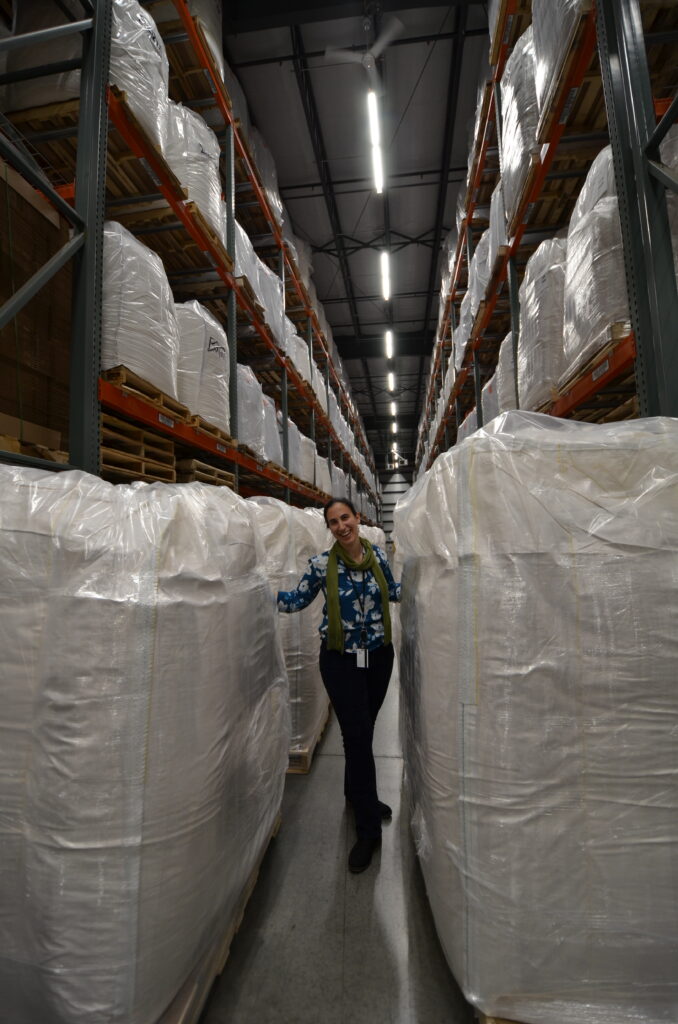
(201, 670), (473, 1024)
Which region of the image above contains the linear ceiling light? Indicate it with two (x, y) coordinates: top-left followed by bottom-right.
(380, 251), (391, 301)
(390, 401), (396, 416)
(387, 371), (395, 392)
(391, 421), (397, 434)
(367, 91), (384, 195)
(384, 329), (393, 359)
(391, 440), (398, 452)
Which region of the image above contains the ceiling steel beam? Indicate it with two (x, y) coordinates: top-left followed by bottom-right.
(233, 28), (488, 68)
(335, 331), (434, 359)
(321, 288), (438, 305)
(290, 24), (385, 454)
(227, 1), (484, 34)
(421, 4), (468, 338)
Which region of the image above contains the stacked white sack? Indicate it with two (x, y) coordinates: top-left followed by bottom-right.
(312, 362), (329, 414)
(150, 0), (224, 81)
(562, 149), (629, 383)
(250, 497), (329, 756)
(533, 0), (589, 115)
(500, 27), (539, 229)
(175, 300), (230, 433)
(280, 415), (302, 478)
(495, 332), (518, 412)
(236, 364), (266, 457)
(333, 463), (347, 496)
(456, 407), (477, 444)
(517, 237), (567, 409)
(263, 394), (283, 465)
(102, 221), (179, 399)
(0, 467), (289, 1024)
(454, 294), (473, 372)
(469, 229), (491, 319)
(360, 525), (386, 548)
(395, 413), (678, 1024)
(165, 102), (222, 239)
(481, 373), (499, 423)
(231, 221), (286, 351)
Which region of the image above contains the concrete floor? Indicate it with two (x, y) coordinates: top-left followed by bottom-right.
(200, 672), (473, 1024)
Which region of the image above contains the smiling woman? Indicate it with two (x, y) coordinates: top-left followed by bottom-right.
(276, 496), (401, 874)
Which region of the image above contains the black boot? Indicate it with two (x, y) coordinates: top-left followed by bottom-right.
(348, 836), (381, 873)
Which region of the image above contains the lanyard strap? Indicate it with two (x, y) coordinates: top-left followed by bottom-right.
(348, 568), (368, 643)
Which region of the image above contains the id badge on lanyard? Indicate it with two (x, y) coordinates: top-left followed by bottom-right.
(357, 627), (369, 668)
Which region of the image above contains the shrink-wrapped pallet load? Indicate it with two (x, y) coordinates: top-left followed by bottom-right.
(468, 229), (491, 319)
(315, 453), (332, 496)
(562, 180), (629, 384)
(299, 433), (317, 485)
(533, 0), (589, 116)
(312, 362), (329, 414)
(150, 0), (224, 82)
(395, 413), (678, 1024)
(488, 182), (507, 276)
(175, 300), (230, 433)
(236, 364), (266, 458)
(280, 415), (302, 478)
(102, 221), (180, 399)
(456, 407), (477, 444)
(250, 497), (330, 760)
(249, 127), (284, 227)
(0, 467), (290, 1024)
(454, 295), (473, 372)
(7, 0), (170, 158)
(517, 237), (567, 410)
(500, 27), (539, 230)
(165, 101), (222, 239)
(495, 332), (518, 412)
(263, 394), (283, 465)
(360, 525), (386, 549)
(481, 373), (499, 424)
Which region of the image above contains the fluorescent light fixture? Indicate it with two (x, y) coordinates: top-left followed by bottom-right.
(371, 144), (384, 194)
(387, 371), (395, 392)
(384, 330), (393, 359)
(391, 441), (398, 452)
(367, 91), (380, 147)
(391, 421), (397, 434)
(380, 251), (390, 301)
(390, 401), (396, 416)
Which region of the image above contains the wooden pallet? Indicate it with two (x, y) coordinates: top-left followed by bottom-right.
(19, 442), (69, 464)
(102, 412), (175, 468)
(536, 0), (596, 143)
(557, 324), (631, 395)
(157, 812), (282, 1024)
(101, 366), (190, 421)
(287, 704), (331, 775)
(176, 458), (235, 487)
(235, 275), (266, 322)
(101, 447), (176, 482)
(489, 0), (532, 68)
(188, 415), (236, 447)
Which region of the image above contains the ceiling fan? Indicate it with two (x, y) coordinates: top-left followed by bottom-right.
(324, 15), (403, 93)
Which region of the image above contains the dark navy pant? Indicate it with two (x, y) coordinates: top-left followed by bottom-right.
(319, 642), (394, 840)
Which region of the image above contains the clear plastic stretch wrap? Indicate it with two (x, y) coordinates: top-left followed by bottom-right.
(102, 221), (179, 399)
(496, 331), (518, 412)
(263, 394), (283, 465)
(315, 454), (332, 496)
(562, 196), (629, 383)
(481, 374), (499, 424)
(0, 467), (290, 1024)
(488, 182), (507, 275)
(456, 407), (477, 444)
(570, 146), (616, 229)
(500, 27), (539, 228)
(250, 498), (330, 755)
(175, 301), (230, 432)
(333, 463), (347, 497)
(454, 294), (474, 372)
(165, 102), (222, 239)
(394, 413), (678, 1024)
(8, 0), (170, 156)
(236, 364), (266, 457)
(299, 433), (317, 485)
(249, 128), (284, 227)
(533, 0), (589, 115)
(517, 237), (567, 410)
(255, 259), (286, 349)
(469, 229), (491, 318)
(222, 62), (251, 140)
(312, 362), (329, 414)
(360, 526), (386, 548)
(233, 219), (258, 285)
(150, 0), (224, 81)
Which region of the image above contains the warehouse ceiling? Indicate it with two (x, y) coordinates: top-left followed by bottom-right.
(223, 1), (490, 480)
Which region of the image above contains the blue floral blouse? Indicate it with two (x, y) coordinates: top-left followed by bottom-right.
(277, 545), (401, 653)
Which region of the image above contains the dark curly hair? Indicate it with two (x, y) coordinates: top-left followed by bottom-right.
(322, 496), (358, 525)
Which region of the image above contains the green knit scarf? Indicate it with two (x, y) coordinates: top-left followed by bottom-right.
(326, 537), (391, 653)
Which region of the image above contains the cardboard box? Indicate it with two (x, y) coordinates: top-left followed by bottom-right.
(0, 412), (61, 450)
